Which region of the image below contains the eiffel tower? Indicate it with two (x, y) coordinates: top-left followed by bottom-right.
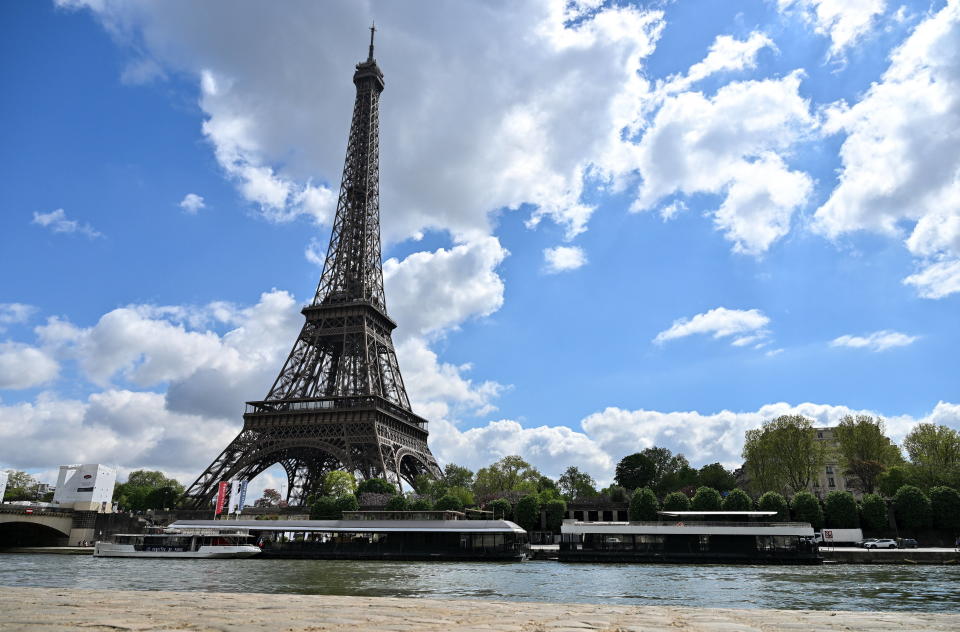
(185, 27), (441, 507)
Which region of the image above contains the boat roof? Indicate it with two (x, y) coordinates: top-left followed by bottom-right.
(562, 520), (814, 536)
(169, 519), (526, 534)
(657, 511), (778, 516)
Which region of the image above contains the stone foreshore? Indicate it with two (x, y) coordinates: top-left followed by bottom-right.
(1, 587), (958, 632)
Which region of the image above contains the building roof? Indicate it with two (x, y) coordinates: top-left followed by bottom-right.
(169, 519), (526, 534)
(657, 511), (778, 516)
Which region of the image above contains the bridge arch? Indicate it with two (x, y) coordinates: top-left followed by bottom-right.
(0, 521), (70, 547)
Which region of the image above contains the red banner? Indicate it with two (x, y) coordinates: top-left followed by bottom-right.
(214, 481), (228, 516)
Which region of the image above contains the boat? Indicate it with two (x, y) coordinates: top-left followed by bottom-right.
(169, 512), (529, 561)
(94, 527), (261, 559)
(559, 510), (822, 564)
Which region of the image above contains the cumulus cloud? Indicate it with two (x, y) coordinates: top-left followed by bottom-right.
(814, 0), (960, 297)
(830, 330), (918, 352)
(664, 31), (776, 93)
(178, 193), (206, 214)
(778, 0), (887, 56)
(543, 245), (587, 273)
(654, 307), (771, 346)
(31, 208), (102, 238)
(0, 343), (59, 389)
(0, 303), (35, 331)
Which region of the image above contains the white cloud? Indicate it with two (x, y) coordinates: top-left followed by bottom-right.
(664, 31), (776, 93)
(543, 245), (587, 273)
(814, 0), (960, 298)
(830, 330), (918, 351)
(631, 72), (815, 255)
(0, 303), (35, 331)
(778, 0), (887, 56)
(31, 208), (102, 239)
(654, 307), (771, 346)
(178, 193), (206, 214)
(0, 343), (59, 389)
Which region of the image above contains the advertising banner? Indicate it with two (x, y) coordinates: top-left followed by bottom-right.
(236, 480), (249, 514)
(0, 470), (7, 502)
(214, 481), (228, 516)
(227, 479), (242, 514)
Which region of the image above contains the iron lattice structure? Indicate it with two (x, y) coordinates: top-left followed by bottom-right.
(185, 29), (441, 507)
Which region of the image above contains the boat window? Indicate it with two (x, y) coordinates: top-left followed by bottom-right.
(699, 535), (710, 552)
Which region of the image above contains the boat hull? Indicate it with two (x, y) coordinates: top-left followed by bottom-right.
(93, 543), (261, 559)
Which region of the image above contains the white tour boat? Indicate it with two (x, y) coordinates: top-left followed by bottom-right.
(94, 527), (261, 559)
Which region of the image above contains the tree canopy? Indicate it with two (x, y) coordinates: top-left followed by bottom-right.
(698, 463), (736, 492)
(858, 494), (888, 531)
(832, 415), (903, 493)
(629, 487), (659, 521)
(721, 488), (753, 512)
(743, 415), (825, 495)
(514, 495), (541, 531)
(928, 486), (960, 531)
(557, 466), (597, 500)
(322, 471), (356, 498)
(662, 491), (690, 512)
(113, 470), (184, 510)
(2, 470), (38, 501)
(893, 485), (931, 530)
(757, 491), (789, 521)
(614, 453), (656, 490)
(790, 491), (824, 529)
(823, 491), (859, 528)
(473, 456), (541, 499)
(690, 486), (722, 513)
(356, 478), (397, 496)
(903, 424), (960, 489)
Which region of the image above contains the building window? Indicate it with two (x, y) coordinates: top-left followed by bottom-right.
(826, 465), (833, 474)
(817, 432), (823, 439)
(828, 478), (836, 487)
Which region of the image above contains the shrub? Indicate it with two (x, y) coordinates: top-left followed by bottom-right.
(721, 488), (753, 514)
(445, 486), (475, 508)
(893, 485), (932, 530)
(757, 492), (789, 521)
(335, 494), (358, 514)
(385, 494), (408, 511)
(310, 496), (340, 520)
(824, 491), (859, 528)
(859, 494), (888, 531)
(408, 497), (434, 511)
(690, 486), (722, 514)
(434, 494), (464, 512)
(790, 491), (824, 529)
(543, 498), (567, 532)
(606, 485), (628, 503)
(929, 486), (960, 530)
(356, 478), (397, 496)
(629, 487), (659, 521)
(662, 491), (690, 512)
(515, 495), (541, 531)
(486, 498), (513, 520)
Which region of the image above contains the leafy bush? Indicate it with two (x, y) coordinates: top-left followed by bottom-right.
(385, 494), (408, 511)
(893, 485), (931, 530)
(408, 496), (434, 511)
(543, 498), (567, 532)
(629, 487), (659, 521)
(514, 495), (541, 531)
(824, 491), (859, 528)
(606, 485), (628, 503)
(662, 491), (691, 512)
(310, 496), (340, 520)
(434, 494), (464, 512)
(858, 493), (888, 531)
(929, 486), (960, 530)
(790, 491), (824, 529)
(691, 486), (722, 514)
(336, 494), (358, 514)
(721, 488), (753, 513)
(486, 498), (513, 520)
(757, 491), (789, 521)
(356, 478), (397, 496)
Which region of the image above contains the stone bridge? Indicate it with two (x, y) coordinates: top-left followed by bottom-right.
(0, 505), (79, 546)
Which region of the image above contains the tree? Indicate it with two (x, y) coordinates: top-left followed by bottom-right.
(823, 491), (859, 528)
(721, 488), (753, 513)
(435, 494), (464, 512)
(614, 453), (656, 490)
(144, 486), (181, 510)
(662, 491), (690, 512)
(126, 470), (170, 488)
(929, 486), (960, 531)
(629, 487), (659, 521)
(356, 478), (397, 496)
(832, 415), (903, 493)
(691, 486), (722, 513)
(310, 496), (340, 519)
(604, 486), (628, 502)
(442, 464), (474, 490)
(790, 491), (824, 529)
(473, 456), (541, 498)
(903, 424), (960, 490)
(322, 471), (357, 498)
(408, 496), (433, 510)
(3, 470), (38, 501)
(877, 465), (913, 498)
(254, 488), (283, 508)
(742, 415), (825, 494)
(893, 485), (931, 530)
(444, 486), (475, 508)
(661, 462), (699, 495)
(643, 448), (696, 496)
(514, 495), (541, 531)
(698, 463), (737, 492)
(859, 494), (888, 531)
(757, 491), (789, 521)
(557, 466), (597, 500)
(385, 495), (408, 511)
(336, 495), (358, 514)
(486, 498), (512, 520)
(543, 498), (567, 532)
(114, 470), (185, 510)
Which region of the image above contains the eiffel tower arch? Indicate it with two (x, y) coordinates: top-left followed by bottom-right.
(185, 27), (441, 507)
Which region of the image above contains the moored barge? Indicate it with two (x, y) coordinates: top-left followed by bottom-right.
(560, 511), (821, 564)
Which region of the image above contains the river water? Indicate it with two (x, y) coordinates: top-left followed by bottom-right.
(3, 554), (958, 612)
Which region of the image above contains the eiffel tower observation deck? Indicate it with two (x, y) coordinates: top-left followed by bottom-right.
(185, 27), (441, 507)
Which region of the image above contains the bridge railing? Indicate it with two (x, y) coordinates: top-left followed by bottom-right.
(0, 505), (74, 518)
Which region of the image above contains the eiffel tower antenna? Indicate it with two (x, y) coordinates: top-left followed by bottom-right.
(368, 22), (376, 61)
(185, 29), (441, 507)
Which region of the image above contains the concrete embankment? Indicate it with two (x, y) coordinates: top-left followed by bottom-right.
(1, 586), (958, 632)
(822, 547), (960, 564)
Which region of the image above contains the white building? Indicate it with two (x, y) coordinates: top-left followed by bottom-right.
(53, 464), (116, 512)
(0, 470), (8, 502)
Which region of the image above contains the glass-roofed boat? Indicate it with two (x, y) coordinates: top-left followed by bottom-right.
(94, 527), (261, 559)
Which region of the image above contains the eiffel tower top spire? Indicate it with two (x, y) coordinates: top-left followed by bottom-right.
(368, 22), (376, 61)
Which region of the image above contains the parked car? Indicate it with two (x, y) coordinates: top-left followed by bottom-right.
(865, 539), (898, 549)
(900, 538), (918, 548)
(857, 538), (878, 548)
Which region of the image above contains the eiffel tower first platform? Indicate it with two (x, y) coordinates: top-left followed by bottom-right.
(185, 28), (441, 507)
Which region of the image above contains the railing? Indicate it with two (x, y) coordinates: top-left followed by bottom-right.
(573, 520), (810, 528)
(0, 505), (74, 517)
(245, 396), (427, 430)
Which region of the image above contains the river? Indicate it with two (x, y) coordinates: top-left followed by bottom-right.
(2, 554), (958, 612)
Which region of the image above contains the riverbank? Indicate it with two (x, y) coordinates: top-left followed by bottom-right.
(0, 586), (957, 631)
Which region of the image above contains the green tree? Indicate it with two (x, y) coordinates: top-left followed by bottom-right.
(614, 453), (656, 490)
(698, 463), (737, 492)
(445, 486), (475, 508)
(336, 495), (358, 514)
(893, 485), (931, 530)
(603, 485), (628, 502)
(790, 491), (824, 529)
(114, 470), (184, 511)
(144, 486), (182, 510)
(557, 466), (597, 500)
(442, 464), (474, 490)
(743, 415), (825, 495)
(928, 486), (960, 531)
(473, 456), (541, 498)
(385, 494), (408, 511)
(486, 498), (512, 520)
(322, 471), (357, 498)
(903, 424), (960, 490)
(757, 491), (789, 521)
(408, 496), (433, 510)
(832, 415), (903, 494)
(877, 465), (913, 498)
(823, 491), (859, 528)
(662, 462), (699, 495)
(644, 448), (696, 496)
(514, 495), (541, 531)
(3, 470), (38, 501)
(356, 478), (397, 496)
(310, 496), (340, 519)
(721, 488), (753, 513)
(859, 494), (888, 531)
(662, 491), (691, 512)
(435, 494), (464, 512)
(691, 486), (722, 514)
(629, 487), (659, 521)
(126, 470), (171, 488)
(543, 498), (567, 532)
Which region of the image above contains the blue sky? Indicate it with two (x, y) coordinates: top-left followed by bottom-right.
(1, 0), (958, 490)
